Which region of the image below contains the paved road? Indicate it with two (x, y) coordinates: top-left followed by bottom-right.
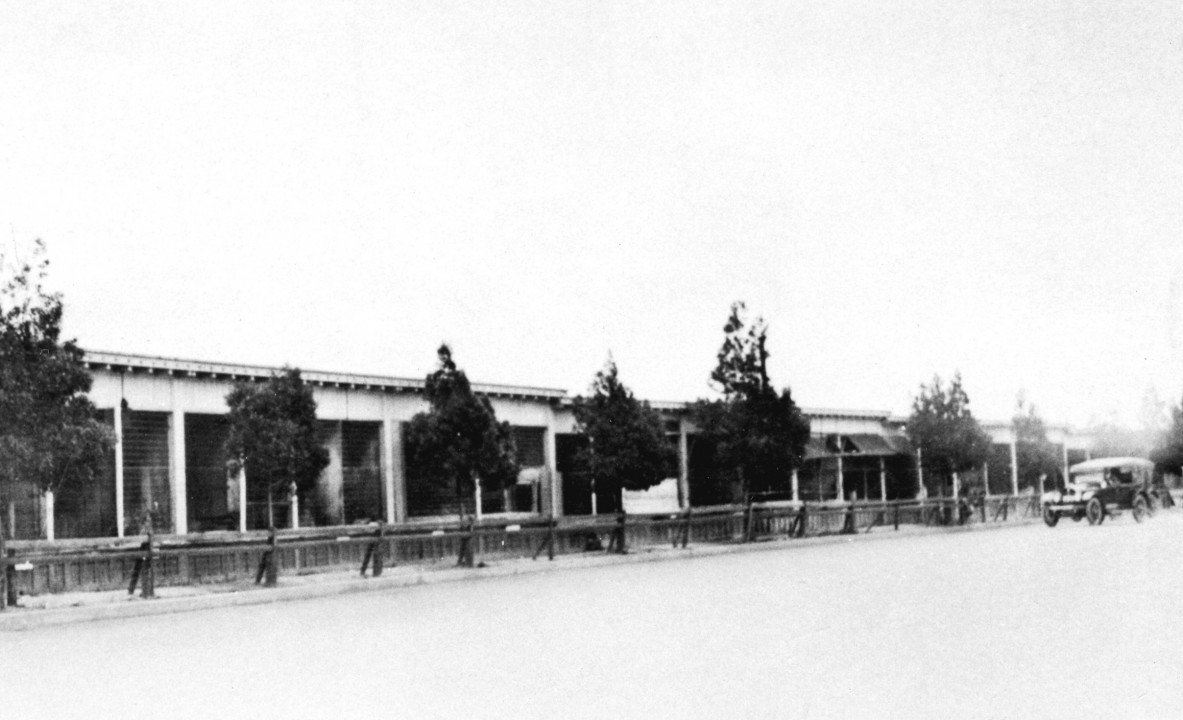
(3, 513), (1182, 720)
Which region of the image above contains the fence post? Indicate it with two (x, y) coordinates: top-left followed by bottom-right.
(256, 527), (278, 586)
(608, 510), (627, 554)
(362, 523), (386, 577)
(893, 502), (900, 531)
(0, 514), (7, 610)
(457, 516), (474, 568)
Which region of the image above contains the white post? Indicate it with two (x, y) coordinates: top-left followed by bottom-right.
(678, 424), (690, 510)
(171, 409), (187, 535)
(916, 447), (925, 499)
(590, 477), (598, 516)
(43, 488), (55, 541)
(983, 462), (990, 495)
(952, 471), (960, 498)
(1010, 440), (1019, 495)
(289, 483), (299, 530)
(791, 468), (800, 503)
(237, 464), (247, 533)
(879, 457), (887, 502)
(381, 417), (397, 524)
(836, 455), (845, 501)
(114, 401), (125, 538)
(1062, 443), (1069, 486)
(474, 478), (483, 520)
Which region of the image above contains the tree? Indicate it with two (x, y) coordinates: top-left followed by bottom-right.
(691, 302), (811, 502)
(224, 367), (329, 529)
(1151, 396), (1183, 477)
(907, 373), (991, 497)
(571, 359), (676, 511)
(404, 345), (519, 516)
(0, 240), (114, 538)
(1012, 393), (1061, 492)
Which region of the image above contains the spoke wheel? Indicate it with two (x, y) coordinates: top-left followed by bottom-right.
(1132, 496), (1148, 523)
(1042, 505), (1059, 528)
(1086, 497), (1104, 526)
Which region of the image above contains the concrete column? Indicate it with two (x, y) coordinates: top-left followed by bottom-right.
(237, 465), (247, 533)
(171, 409), (187, 535)
(1062, 443), (1069, 485)
(114, 400), (125, 538)
(1010, 440), (1019, 495)
(952, 471), (960, 498)
(791, 469), (799, 503)
(983, 462), (990, 495)
(391, 421), (407, 523)
(879, 456), (887, 501)
(677, 423), (690, 510)
(289, 484), (300, 530)
(836, 455), (845, 501)
(43, 489), (55, 541)
(545, 422), (561, 517)
(474, 478), (483, 520)
(916, 447), (925, 499)
(381, 416), (397, 524)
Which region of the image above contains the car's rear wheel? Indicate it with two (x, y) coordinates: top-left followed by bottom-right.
(1086, 497), (1104, 525)
(1042, 504), (1059, 528)
(1132, 495), (1148, 523)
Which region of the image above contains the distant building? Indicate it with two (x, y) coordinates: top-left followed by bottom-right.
(0, 351), (1094, 541)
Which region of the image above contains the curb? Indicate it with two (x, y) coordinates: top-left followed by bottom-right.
(0, 516), (1040, 632)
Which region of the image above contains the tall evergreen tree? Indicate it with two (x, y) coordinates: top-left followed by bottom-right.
(907, 373), (991, 496)
(691, 302), (810, 502)
(0, 240), (114, 537)
(404, 345), (519, 515)
(1012, 393), (1061, 491)
(224, 367), (329, 527)
(572, 359), (676, 510)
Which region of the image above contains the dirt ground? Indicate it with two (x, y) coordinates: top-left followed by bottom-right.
(2, 511), (1181, 720)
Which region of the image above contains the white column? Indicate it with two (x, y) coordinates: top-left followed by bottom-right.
(1010, 440), (1019, 495)
(474, 478), (483, 520)
(43, 488), (55, 541)
(879, 457), (887, 501)
(677, 423), (690, 510)
(171, 409), (187, 535)
(289, 483), (300, 529)
(237, 465), (247, 533)
(916, 447), (925, 498)
(791, 469), (800, 503)
(952, 471), (960, 498)
(836, 455), (845, 501)
(1062, 443), (1069, 485)
(114, 400), (125, 538)
(545, 422), (561, 517)
(381, 416), (397, 524)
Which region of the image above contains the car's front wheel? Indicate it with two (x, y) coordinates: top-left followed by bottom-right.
(1132, 495), (1148, 523)
(1043, 504), (1059, 528)
(1086, 497), (1104, 525)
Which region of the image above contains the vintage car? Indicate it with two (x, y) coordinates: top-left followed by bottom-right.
(1041, 457), (1155, 527)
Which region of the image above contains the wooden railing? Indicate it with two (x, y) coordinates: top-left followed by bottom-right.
(0, 495), (1045, 607)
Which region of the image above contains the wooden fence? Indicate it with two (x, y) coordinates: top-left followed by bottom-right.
(0, 495), (1045, 606)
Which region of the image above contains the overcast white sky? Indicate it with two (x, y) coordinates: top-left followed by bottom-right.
(2, 1), (1181, 427)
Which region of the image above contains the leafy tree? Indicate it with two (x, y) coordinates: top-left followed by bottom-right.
(404, 345), (519, 516)
(571, 359), (676, 510)
(0, 240), (114, 537)
(225, 367), (329, 528)
(691, 302), (810, 502)
(1151, 396), (1183, 476)
(1012, 393), (1061, 492)
(907, 373), (991, 497)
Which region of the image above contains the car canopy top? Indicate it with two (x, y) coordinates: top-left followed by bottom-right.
(1069, 456), (1154, 475)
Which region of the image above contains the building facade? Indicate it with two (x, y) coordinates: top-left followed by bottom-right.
(2, 351), (1095, 541)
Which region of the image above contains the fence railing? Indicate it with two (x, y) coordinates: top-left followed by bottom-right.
(0, 495), (1046, 607)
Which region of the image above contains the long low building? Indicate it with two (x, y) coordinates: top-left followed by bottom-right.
(2, 351), (1096, 540)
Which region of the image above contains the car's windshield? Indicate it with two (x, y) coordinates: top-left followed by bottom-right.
(1069, 473), (1104, 488)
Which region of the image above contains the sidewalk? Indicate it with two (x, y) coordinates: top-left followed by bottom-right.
(0, 515), (1039, 631)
